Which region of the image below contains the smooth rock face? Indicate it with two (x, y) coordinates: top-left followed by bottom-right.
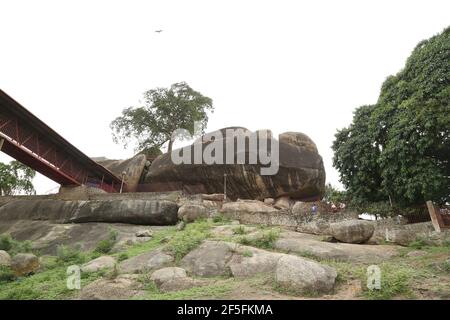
(135, 229), (153, 237)
(264, 198), (275, 205)
(180, 241), (234, 277)
(221, 200), (279, 215)
(330, 220), (375, 244)
(81, 256), (116, 273)
(119, 249), (174, 274)
(274, 197), (291, 210)
(178, 204), (209, 223)
(144, 128), (326, 201)
(150, 267), (206, 292)
(275, 255), (337, 295)
(0, 250), (11, 267)
(11, 253), (40, 276)
(228, 247), (283, 277)
(0, 199), (179, 225)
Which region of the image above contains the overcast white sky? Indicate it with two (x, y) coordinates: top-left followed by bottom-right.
(0, 0), (449, 194)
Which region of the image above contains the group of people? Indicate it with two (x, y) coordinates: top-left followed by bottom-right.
(310, 202), (346, 214)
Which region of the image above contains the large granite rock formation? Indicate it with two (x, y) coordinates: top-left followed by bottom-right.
(94, 154), (148, 192)
(143, 128), (326, 201)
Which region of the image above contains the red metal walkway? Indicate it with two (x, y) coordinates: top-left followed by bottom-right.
(0, 89), (123, 192)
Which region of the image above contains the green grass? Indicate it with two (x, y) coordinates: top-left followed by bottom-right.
(0, 234), (33, 256)
(165, 219), (213, 262)
(238, 229), (280, 250)
(94, 228), (119, 254)
(233, 226), (248, 235)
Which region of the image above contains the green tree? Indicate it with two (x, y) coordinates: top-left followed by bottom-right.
(0, 161), (36, 196)
(111, 82), (214, 153)
(333, 26), (450, 207)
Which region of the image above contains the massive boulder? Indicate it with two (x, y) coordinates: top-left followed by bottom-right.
(143, 128), (326, 201)
(94, 154), (148, 192)
(0, 199), (179, 225)
(330, 220), (375, 244)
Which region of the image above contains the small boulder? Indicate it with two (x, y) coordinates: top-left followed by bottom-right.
(201, 194), (225, 201)
(150, 267), (187, 287)
(11, 253), (40, 276)
(0, 250), (11, 267)
(292, 201), (314, 215)
(135, 229), (153, 238)
(221, 200), (279, 215)
(178, 204), (208, 223)
(81, 256), (116, 273)
(330, 220), (374, 244)
(180, 241), (234, 277)
(77, 274), (143, 300)
(119, 249), (173, 274)
(274, 197), (291, 210)
(275, 255), (337, 295)
(264, 198), (275, 205)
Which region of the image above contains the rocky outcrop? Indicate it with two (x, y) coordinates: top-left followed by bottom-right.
(275, 255), (337, 295)
(0, 199), (179, 225)
(330, 220), (375, 244)
(144, 128), (326, 201)
(150, 267), (208, 292)
(11, 253), (40, 276)
(77, 274), (143, 300)
(95, 154), (148, 192)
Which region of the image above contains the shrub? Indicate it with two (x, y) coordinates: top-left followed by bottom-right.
(233, 226), (248, 235)
(0, 234), (33, 255)
(0, 266), (16, 284)
(56, 245), (85, 264)
(360, 264), (413, 299)
(238, 229), (280, 249)
(94, 228), (119, 254)
(117, 253), (129, 262)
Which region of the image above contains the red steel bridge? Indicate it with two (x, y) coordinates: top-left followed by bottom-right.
(0, 89), (124, 192)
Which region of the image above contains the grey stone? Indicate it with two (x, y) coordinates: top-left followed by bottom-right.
(119, 250), (173, 274)
(81, 256), (116, 273)
(11, 253), (40, 276)
(0, 250), (11, 267)
(178, 204), (209, 223)
(330, 220), (375, 243)
(275, 255), (337, 295)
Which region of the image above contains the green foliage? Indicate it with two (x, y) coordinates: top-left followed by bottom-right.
(56, 245), (86, 264)
(408, 238), (428, 250)
(242, 249), (253, 257)
(117, 252), (129, 262)
(212, 214), (230, 224)
(333, 27), (450, 207)
(0, 234), (33, 256)
(165, 219), (212, 261)
(238, 229), (280, 250)
(94, 228), (119, 254)
(233, 226), (248, 235)
(0, 161), (35, 196)
(323, 183), (348, 204)
(0, 266), (16, 284)
(111, 82), (214, 153)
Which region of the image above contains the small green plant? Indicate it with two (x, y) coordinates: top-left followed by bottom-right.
(238, 229), (280, 249)
(233, 226), (248, 235)
(0, 234), (33, 255)
(117, 252), (129, 262)
(242, 249), (253, 258)
(94, 228), (119, 254)
(56, 245), (85, 264)
(408, 238), (428, 250)
(212, 214), (230, 224)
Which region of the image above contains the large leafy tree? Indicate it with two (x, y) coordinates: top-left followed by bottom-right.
(0, 161), (36, 196)
(111, 82), (213, 153)
(333, 26), (450, 207)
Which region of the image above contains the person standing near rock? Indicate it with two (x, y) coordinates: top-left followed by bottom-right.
(311, 204), (318, 215)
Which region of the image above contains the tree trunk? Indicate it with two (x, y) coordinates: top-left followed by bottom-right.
(168, 138), (174, 154)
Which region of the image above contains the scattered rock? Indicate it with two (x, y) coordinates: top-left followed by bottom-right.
(330, 220), (374, 243)
(275, 255), (337, 295)
(264, 198), (275, 205)
(77, 274), (143, 300)
(180, 241), (234, 277)
(150, 267), (187, 287)
(11, 253), (40, 276)
(81, 256), (116, 273)
(150, 267), (207, 292)
(0, 250), (11, 267)
(135, 229), (153, 238)
(119, 249), (174, 274)
(178, 204), (209, 223)
(274, 197), (291, 210)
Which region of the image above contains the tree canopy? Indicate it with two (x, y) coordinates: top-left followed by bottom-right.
(333, 26), (450, 207)
(0, 161), (36, 196)
(111, 82), (214, 153)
